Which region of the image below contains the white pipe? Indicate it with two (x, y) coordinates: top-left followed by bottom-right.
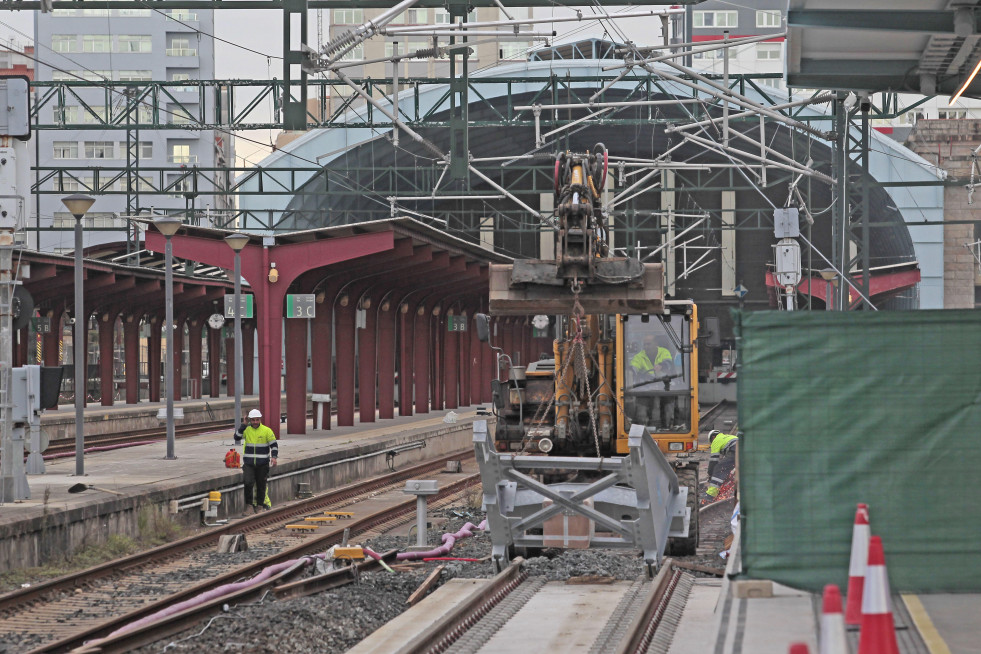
(540, 107), (614, 140)
(515, 98), (701, 111)
(605, 32), (788, 70)
(469, 165), (546, 222)
(666, 93), (835, 133)
(679, 131), (833, 183)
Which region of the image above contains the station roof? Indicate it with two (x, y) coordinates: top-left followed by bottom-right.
(786, 1), (981, 98)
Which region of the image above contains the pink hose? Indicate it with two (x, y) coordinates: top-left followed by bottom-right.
(106, 557), (314, 638)
(396, 519), (487, 561)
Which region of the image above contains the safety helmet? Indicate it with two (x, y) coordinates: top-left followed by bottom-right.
(248, 409), (262, 419)
(707, 429), (722, 444)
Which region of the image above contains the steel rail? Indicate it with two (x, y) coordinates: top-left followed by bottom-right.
(0, 449), (472, 614)
(396, 558), (527, 654)
(613, 559), (680, 654)
(32, 471), (480, 654)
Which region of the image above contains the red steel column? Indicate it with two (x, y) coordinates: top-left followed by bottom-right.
(377, 298), (397, 420)
(172, 314), (186, 401)
(188, 318), (203, 399)
(335, 297), (357, 426)
(482, 317), (496, 402)
(242, 322), (255, 395)
(431, 310), (444, 411)
(224, 335), (235, 398)
(124, 315), (140, 404)
(358, 298), (378, 424)
(208, 322), (221, 398)
(149, 317), (162, 402)
(97, 310), (118, 406)
(285, 316), (307, 434)
(443, 312), (459, 410)
(311, 293), (333, 430)
(468, 319), (481, 406)
(398, 305), (414, 416)
(413, 304), (430, 414)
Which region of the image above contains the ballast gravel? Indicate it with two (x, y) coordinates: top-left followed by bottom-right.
(132, 506), (728, 654)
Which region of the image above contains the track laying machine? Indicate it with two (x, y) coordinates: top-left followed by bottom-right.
(474, 144), (700, 574)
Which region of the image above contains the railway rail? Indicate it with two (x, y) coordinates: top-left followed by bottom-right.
(0, 449), (478, 654)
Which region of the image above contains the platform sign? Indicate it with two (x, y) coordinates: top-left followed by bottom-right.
(733, 284), (749, 299)
(286, 294), (316, 318)
(447, 315), (467, 332)
(224, 294), (254, 319)
(30, 317), (51, 333)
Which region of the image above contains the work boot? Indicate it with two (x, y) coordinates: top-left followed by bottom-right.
(251, 505), (259, 514)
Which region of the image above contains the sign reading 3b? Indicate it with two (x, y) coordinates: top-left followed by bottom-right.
(286, 294), (316, 318)
(224, 294), (254, 319)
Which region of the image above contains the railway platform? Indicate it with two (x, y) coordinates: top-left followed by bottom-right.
(0, 402), (483, 571)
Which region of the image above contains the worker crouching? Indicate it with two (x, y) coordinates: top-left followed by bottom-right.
(705, 429), (738, 502)
(235, 409), (278, 515)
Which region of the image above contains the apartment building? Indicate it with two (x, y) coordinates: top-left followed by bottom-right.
(34, 8), (233, 253)
(0, 41), (35, 79)
(689, 0), (981, 131)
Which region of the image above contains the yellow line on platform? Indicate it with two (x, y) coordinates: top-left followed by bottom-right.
(901, 594), (951, 654)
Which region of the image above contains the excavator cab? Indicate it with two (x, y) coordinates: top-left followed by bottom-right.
(617, 301), (699, 455)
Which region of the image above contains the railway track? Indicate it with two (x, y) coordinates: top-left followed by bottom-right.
(41, 418), (238, 457)
(0, 449), (479, 654)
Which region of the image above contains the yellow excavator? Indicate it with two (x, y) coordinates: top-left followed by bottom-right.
(474, 144), (700, 572)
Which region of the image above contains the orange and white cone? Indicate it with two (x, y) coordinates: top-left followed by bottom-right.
(844, 503), (870, 625)
(820, 584), (848, 654)
(857, 536), (899, 654)
(788, 644), (811, 654)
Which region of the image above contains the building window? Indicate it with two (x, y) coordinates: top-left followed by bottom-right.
(333, 8), (363, 25)
(168, 105), (197, 125)
(938, 109), (968, 119)
(55, 178), (79, 192)
(167, 38), (197, 57)
(82, 34), (111, 53)
(53, 141), (78, 159)
(51, 9), (74, 16)
(756, 43), (782, 60)
(756, 10), (781, 28)
(128, 141), (153, 159)
(53, 212), (74, 229)
(166, 9), (198, 21)
(170, 144), (197, 164)
(167, 174), (193, 196)
(82, 70), (112, 82)
(137, 105), (154, 123)
(84, 141), (115, 159)
(692, 11), (738, 28)
(82, 106), (108, 124)
(116, 9), (151, 17)
(81, 8), (110, 16)
(340, 44), (364, 61)
(51, 71), (76, 82)
(118, 70), (152, 82)
(171, 73), (192, 81)
(119, 35), (152, 53)
(52, 35), (78, 53)
(406, 8), (427, 23)
(694, 47), (735, 61)
(52, 106), (82, 123)
(86, 213), (121, 228)
(500, 42), (530, 60)
(434, 9), (450, 24)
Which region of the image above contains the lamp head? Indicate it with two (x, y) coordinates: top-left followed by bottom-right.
(818, 268), (837, 282)
(61, 194), (95, 219)
(154, 215), (182, 237)
(224, 232), (249, 252)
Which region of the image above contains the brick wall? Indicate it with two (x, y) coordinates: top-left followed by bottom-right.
(906, 120), (981, 309)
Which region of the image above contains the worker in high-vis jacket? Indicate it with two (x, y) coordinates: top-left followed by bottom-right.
(705, 429), (738, 501)
(234, 409), (278, 514)
(628, 335), (675, 429)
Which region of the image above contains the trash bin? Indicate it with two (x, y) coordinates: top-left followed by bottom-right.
(312, 393), (331, 430)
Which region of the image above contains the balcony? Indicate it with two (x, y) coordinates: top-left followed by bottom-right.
(168, 154), (199, 164)
(166, 48), (198, 57)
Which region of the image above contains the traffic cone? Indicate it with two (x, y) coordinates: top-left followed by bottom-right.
(788, 644), (810, 654)
(857, 536), (899, 654)
(819, 584), (848, 654)
(844, 503), (870, 625)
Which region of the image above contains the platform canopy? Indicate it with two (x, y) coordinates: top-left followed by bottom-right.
(787, 0), (981, 99)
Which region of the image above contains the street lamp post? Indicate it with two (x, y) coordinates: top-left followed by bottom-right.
(154, 215), (182, 459)
(224, 233), (249, 435)
(62, 194), (95, 476)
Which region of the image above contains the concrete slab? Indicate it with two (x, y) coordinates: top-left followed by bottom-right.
(907, 594), (981, 654)
(668, 579), (722, 654)
(477, 581), (632, 654)
(346, 579), (492, 654)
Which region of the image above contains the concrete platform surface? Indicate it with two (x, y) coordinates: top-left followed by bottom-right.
(0, 404), (482, 570)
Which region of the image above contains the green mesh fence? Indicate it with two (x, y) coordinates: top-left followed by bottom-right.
(734, 309), (981, 593)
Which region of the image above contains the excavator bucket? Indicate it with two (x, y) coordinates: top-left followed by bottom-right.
(488, 261), (665, 316)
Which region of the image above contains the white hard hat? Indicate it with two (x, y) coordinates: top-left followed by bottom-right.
(248, 409), (262, 419)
